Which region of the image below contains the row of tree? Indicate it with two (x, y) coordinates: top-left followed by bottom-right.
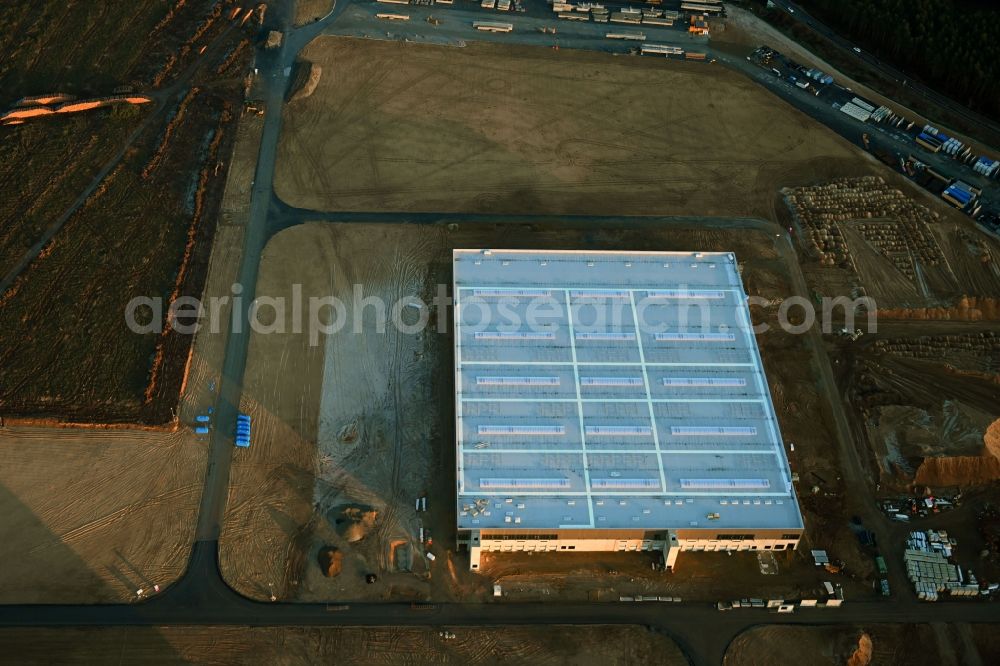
(796, 0), (1000, 120)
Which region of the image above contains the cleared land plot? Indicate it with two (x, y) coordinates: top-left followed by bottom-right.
(725, 624), (991, 666)
(0, 3), (252, 425)
(221, 219), (874, 602)
(275, 38), (869, 217)
(294, 0), (334, 26)
(0, 427), (205, 603)
(0, 625), (686, 665)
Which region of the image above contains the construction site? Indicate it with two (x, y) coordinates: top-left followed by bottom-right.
(219, 218), (877, 604)
(2, 0), (1000, 662)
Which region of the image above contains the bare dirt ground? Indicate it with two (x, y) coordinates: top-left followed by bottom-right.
(0, 625), (686, 666)
(294, 0), (334, 27)
(0, 426), (204, 603)
(0, 102), (268, 605)
(218, 223), (329, 601)
(725, 623), (990, 666)
(274, 37), (873, 217)
(0, 2), (253, 425)
(832, 325), (1000, 491)
(221, 219), (874, 603)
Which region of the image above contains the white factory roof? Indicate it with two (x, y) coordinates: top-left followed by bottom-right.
(453, 249), (802, 533)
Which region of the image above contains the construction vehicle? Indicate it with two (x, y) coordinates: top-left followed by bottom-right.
(839, 327), (863, 341)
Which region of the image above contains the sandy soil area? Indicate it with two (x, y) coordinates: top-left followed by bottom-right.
(221, 219), (874, 602)
(0, 625), (686, 666)
(218, 224), (330, 600)
(725, 624), (989, 666)
(835, 325), (1000, 490)
(0, 426), (205, 603)
(294, 0), (334, 27)
(0, 104), (271, 605)
(275, 37), (869, 217)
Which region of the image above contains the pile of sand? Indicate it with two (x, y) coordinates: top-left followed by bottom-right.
(289, 61), (322, 103)
(317, 546), (343, 577)
(914, 418), (1000, 486)
(847, 632), (873, 666)
(331, 505), (378, 544)
(986, 419), (1000, 460)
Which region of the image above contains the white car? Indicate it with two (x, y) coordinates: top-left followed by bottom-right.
(853, 47), (861, 53)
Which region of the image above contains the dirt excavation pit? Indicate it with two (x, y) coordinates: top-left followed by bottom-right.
(221, 219), (873, 603)
(275, 37), (876, 217)
(840, 329), (1000, 490)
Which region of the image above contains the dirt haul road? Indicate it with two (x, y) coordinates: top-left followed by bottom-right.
(275, 38), (873, 218)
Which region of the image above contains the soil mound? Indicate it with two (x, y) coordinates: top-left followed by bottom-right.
(289, 61), (322, 103)
(847, 632), (873, 666)
(914, 455), (1000, 486)
(985, 419), (1000, 461)
(317, 546), (343, 577)
(330, 505), (378, 543)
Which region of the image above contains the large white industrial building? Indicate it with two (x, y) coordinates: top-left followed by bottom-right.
(453, 249), (803, 571)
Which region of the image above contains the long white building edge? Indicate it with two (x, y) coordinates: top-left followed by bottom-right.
(453, 249), (803, 571)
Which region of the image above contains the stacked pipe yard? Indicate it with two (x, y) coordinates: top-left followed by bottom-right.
(904, 530), (981, 600)
(973, 157), (1000, 178)
(550, 2), (685, 29)
(641, 44), (684, 57)
(783, 176), (945, 275)
(941, 180), (981, 210)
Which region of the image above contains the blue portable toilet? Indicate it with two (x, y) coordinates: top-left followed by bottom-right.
(194, 426), (210, 435)
(195, 415), (211, 423)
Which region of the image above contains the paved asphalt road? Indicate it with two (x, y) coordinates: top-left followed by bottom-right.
(3, 4), (997, 666)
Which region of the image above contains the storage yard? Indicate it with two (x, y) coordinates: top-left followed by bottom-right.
(274, 37), (873, 218)
(787, 176), (1000, 308)
(220, 219), (875, 603)
(0, 625), (686, 665)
